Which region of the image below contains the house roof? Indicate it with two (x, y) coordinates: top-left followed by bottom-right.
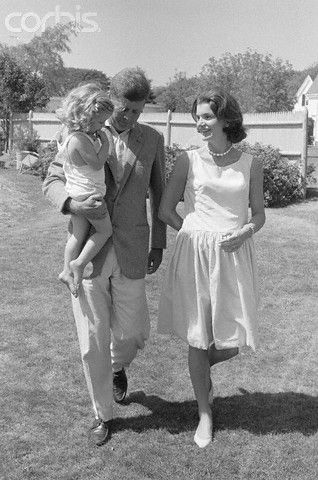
(296, 75), (313, 98)
(307, 74), (318, 95)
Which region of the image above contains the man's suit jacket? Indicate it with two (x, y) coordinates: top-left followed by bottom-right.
(42, 122), (167, 279)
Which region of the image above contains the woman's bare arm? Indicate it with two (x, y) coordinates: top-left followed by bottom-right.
(158, 152), (189, 231)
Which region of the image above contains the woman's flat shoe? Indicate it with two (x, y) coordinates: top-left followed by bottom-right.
(194, 431), (212, 448)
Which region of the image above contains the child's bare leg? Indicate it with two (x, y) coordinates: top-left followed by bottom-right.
(188, 346), (213, 448)
(59, 214), (90, 296)
(70, 214), (112, 287)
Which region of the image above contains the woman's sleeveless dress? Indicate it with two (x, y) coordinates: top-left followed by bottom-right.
(62, 132), (106, 201)
(158, 148), (259, 351)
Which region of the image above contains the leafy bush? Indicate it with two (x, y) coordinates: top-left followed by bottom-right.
(164, 144), (199, 183)
(0, 150), (16, 168)
(236, 142), (305, 207)
(306, 163), (317, 185)
(14, 125), (41, 152)
(307, 117), (314, 145)
(28, 140), (58, 180)
(28, 139), (312, 207)
(165, 144), (187, 182)
(165, 141), (310, 207)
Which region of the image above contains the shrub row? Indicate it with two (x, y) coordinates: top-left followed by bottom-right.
(29, 140), (314, 208)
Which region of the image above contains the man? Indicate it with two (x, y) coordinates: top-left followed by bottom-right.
(43, 68), (166, 445)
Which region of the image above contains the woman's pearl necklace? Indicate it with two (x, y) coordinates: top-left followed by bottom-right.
(208, 144), (233, 157)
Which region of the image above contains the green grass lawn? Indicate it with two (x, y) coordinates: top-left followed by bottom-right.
(1, 167), (317, 480)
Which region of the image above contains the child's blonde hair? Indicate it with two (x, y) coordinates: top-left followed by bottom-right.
(56, 83), (114, 132)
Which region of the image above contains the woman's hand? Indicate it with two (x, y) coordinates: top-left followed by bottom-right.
(218, 228), (250, 253)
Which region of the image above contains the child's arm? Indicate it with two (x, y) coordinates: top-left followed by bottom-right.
(67, 132), (109, 170)
(96, 129), (111, 163)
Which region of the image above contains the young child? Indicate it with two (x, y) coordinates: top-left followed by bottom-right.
(56, 83), (114, 297)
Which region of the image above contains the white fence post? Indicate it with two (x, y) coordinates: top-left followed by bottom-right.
(28, 110), (33, 133)
(301, 108), (308, 198)
(166, 110), (172, 146)
(9, 111), (13, 151)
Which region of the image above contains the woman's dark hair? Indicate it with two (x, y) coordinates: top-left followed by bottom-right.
(110, 67), (151, 102)
(191, 88), (247, 143)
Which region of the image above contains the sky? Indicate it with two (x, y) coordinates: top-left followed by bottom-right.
(1, 0), (318, 86)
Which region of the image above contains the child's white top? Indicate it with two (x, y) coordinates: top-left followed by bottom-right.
(62, 132), (106, 201)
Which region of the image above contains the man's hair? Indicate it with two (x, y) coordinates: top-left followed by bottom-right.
(110, 67), (151, 102)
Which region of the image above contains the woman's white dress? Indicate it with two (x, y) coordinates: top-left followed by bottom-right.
(158, 147), (259, 351)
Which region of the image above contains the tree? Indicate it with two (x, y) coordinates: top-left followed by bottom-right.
(0, 48), (49, 150)
(152, 85), (166, 102)
(156, 51), (295, 113)
(287, 61), (318, 99)
(4, 24), (113, 96)
(200, 50), (295, 113)
(58, 67), (111, 94)
(155, 72), (200, 112)
(146, 88), (157, 104)
(0, 48), (49, 113)
(8, 23), (77, 96)
(301, 62), (318, 84)
(19, 72), (49, 111)
(0, 48), (29, 116)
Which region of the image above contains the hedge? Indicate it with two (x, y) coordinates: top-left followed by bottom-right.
(32, 140), (314, 208)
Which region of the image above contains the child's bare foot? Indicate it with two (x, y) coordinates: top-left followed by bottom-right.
(69, 260), (85, 291)
(58, 270), (79, 297)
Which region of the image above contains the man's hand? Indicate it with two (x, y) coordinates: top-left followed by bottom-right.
(147, 248), (163, 274)
(67, 194), (108, 219)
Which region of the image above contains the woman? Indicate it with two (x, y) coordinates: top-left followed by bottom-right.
(158, 88), (265, 448)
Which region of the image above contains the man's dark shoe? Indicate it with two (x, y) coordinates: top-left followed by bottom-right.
(113, 368), (128, 403)
(89, 418), (112, 446)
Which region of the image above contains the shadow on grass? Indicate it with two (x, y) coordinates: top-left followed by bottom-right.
(113, 389), (318, 436)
